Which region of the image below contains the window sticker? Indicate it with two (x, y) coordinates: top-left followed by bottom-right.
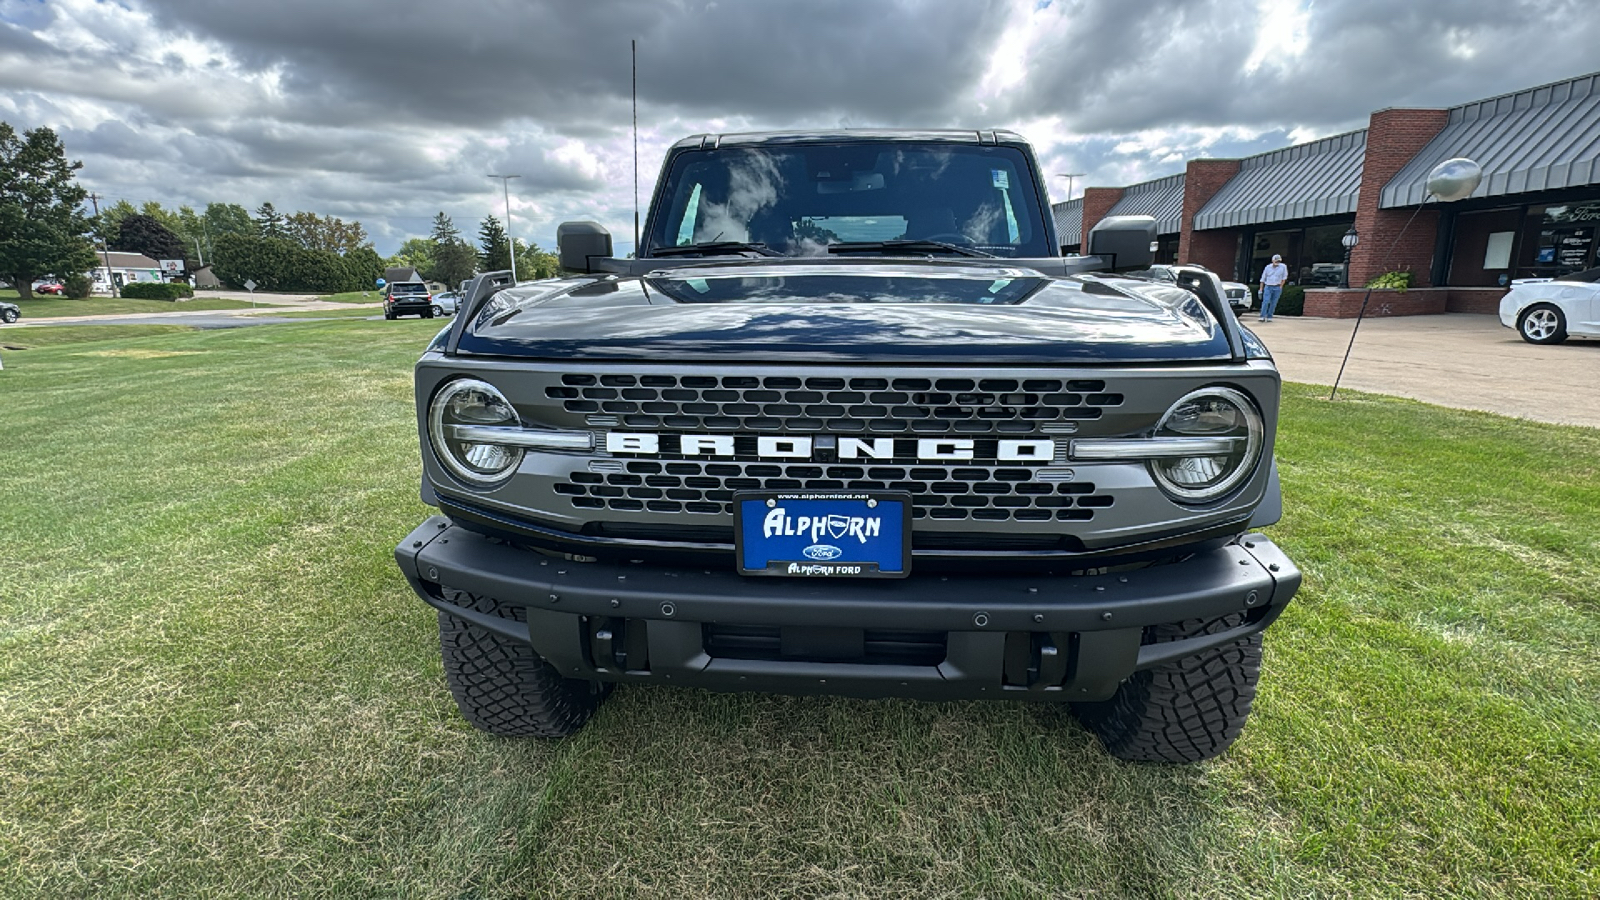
(992, 169), (1010, 190)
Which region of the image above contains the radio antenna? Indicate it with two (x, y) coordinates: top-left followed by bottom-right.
(632, 38), (640, 257)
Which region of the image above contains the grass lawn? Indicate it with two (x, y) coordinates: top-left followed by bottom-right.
(0, 320), (1595, 898)
(0, 289), (280, 317)
(317, 289), (389, 303)
(0, 323), (197, 349)
(248, 306), (384, 319)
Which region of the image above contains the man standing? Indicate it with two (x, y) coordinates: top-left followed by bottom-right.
(1258, 253), (1289, 322)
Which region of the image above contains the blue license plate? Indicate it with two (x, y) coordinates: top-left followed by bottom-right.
(734, 493), (911, 578)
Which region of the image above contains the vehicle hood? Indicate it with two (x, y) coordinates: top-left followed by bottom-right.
(453, 261), (1233, 364)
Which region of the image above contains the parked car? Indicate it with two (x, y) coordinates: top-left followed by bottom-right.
(1128, 264), (1253, 311)
(1500, 267), (1600, 344)
(1, 300), (20, 324)
(395, 129), (1300, 764)
(383, 282), (434, 319)
(430, 291), (460, 317)
(32, 281), (65, 295)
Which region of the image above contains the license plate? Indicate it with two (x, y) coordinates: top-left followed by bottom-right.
(734, 493), (911, 578)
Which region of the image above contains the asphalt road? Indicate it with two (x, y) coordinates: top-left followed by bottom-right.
(1250, 313), (1600, 428)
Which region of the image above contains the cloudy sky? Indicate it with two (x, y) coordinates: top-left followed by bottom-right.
(3, 0), (1597, 256)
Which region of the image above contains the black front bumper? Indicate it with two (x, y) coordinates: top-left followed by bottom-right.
(395, 516), (1299, 701)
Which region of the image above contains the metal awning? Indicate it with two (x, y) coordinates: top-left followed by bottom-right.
(1105, 173), (1185, 234)
(1382, 73), (1600, 207)
(1194, 129), (1366, 230)
(1053, 197), (1083, 245)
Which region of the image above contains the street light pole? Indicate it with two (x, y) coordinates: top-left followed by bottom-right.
(1055, 172), (1085, 202)
(487, 174), (522, 283)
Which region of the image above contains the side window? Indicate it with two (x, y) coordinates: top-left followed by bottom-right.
(675, 183), (703, 246)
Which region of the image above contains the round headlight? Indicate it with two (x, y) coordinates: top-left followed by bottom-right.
(1150, 387), (1263, 503)
(428, 378), (524, 485)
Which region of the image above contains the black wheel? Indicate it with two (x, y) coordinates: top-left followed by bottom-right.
(384, 310), (396, 320)
(1518, 303), (1567, 345)
(431, 304), (443, 317)
(1073, 613), (1261, 763)
(1, 308), (17, 324)
(437, 587), (610, 737)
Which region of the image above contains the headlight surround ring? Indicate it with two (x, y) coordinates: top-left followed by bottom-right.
(428, 377), (525, 486)
(1148, 386), (1264, 503)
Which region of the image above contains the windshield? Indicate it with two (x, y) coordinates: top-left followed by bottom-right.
(647, 142), (1052, 258)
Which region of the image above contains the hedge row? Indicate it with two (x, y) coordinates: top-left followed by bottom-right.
(120, 281), (195, 300)
(210, 234), (383, 294)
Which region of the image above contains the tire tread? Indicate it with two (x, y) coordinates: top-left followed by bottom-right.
(437, 587), (607, 737)
(1073, 613), (1262, 763)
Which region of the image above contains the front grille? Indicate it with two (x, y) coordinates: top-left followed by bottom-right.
(546, 374), (1122, 434)
(556, 460), (1113, 522)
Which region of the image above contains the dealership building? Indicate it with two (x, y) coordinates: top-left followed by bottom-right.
(1053, 70), (1600, 316)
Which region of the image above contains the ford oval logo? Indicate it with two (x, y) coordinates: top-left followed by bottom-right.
(803, 544), (843, 561)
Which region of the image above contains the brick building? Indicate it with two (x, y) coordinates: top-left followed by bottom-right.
(1050, 70), (1600, 316)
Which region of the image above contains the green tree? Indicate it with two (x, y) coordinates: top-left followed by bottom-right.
(204, 203), (256, 241)
(285, 210), (370, 254)
(95, 198), (138, 245)
(514, 238), (559, 280)
(113, 213), (188, 265)
(0, 122), (99, 300)
(478, 215), (511, 272)
(429, 211), (461, 244)
(430, 239), (478, 287)
(342, 246), (385, 290)
(387, 237), (435, 272)
(255, 202), (288, 240)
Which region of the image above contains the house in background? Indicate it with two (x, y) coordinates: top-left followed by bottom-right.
(91, 251), (163, 292)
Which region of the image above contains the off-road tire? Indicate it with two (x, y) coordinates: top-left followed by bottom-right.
(1518, 303), (1567, 345)
(1073, 612), (1261, 763)
(437, 587), (610, 737)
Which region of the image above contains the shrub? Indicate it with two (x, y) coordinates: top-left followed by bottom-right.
(1365, 270), (1412, 293)
(1277, 285), (1305, 316)
(120, 281), (194, 300)
(1249, 284), (1306, 316)
(63, 274), (93, 299)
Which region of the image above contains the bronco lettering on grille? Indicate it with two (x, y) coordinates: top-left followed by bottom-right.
(605, 433), (1054, 463)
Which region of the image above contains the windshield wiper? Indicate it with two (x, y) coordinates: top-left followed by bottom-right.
(826, 239), (996, 258)
(651, 241), (780, 258)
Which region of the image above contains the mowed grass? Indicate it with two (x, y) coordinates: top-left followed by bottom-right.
(0, 290), (282, 317)
(317, 289), (390, 303)
(248, 306), (384, 319)
(0, 323), (198, 349)
(0, 320), (1595, 899)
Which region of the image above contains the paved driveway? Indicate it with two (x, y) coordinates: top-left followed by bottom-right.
(1252, 313), (1600, 427)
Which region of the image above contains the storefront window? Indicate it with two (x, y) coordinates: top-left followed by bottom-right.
(1246, 220), (1353, 286)
(1517, 202), (1600, 279)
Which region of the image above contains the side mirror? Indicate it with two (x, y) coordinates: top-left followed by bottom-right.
(1087, 215), (1158, 271)
(557, 221), (614, 274)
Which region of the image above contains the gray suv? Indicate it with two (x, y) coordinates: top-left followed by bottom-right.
(394, 130), (1299, 762)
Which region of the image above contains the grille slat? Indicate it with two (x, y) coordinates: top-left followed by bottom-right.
(556, 460), (1111, 520)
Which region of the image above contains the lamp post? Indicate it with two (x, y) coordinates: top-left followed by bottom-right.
(1055, 172), (1085, 202)
(1340, 226), (1359, 289)
(486, 174), (522, 283)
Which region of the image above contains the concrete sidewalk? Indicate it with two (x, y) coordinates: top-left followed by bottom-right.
(1250, 313), (1600, 428)
(12, 294), (380, 327)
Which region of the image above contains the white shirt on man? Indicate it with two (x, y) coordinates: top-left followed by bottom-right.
(1260, 262), (1289, 286)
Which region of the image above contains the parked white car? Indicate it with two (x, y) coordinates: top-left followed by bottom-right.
(1499, 268), (1600, 344)
(430, 291), (460, 317)
(1128, 264), (1253, 310)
